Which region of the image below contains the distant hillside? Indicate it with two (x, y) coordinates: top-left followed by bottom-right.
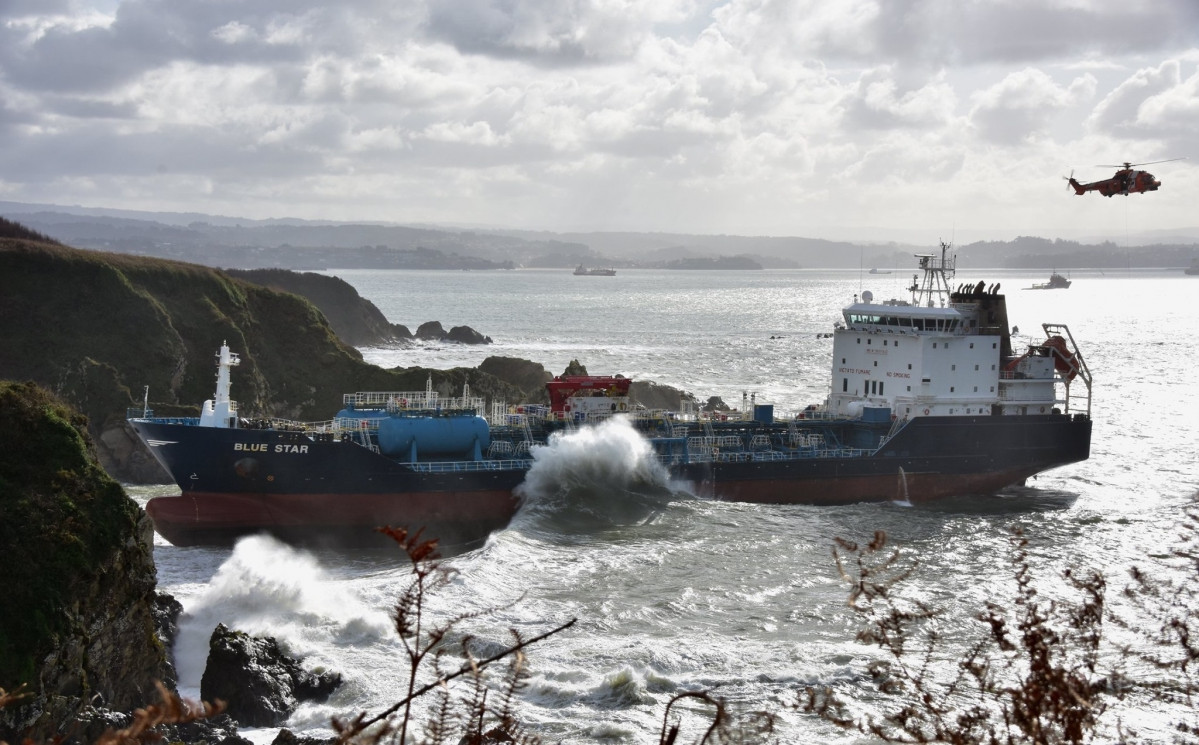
(0, 235), (533, 481)
(0, 215), (62, 244)
(4, 200), (1199, 272)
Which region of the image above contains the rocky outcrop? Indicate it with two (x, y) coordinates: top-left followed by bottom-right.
(631, 380), (696, 411)
(200, 624), (341, 728)
(477, 357), (551, 399)
(415, 320), (445, 339)
(414, 321), (491, 345)
(271, 728), (338, 745)
(226, 268), (413, 346)
(702, 395), (731, 412)
(447, 325), (493, 344)
(0, 382), (174, 744)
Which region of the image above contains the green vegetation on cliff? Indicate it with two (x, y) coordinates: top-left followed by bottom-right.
(0, 234), (534, 481)
(226, 267), (411, 346)
(0, 382), (142, 686)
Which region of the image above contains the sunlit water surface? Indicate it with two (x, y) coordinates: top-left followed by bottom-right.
(128, 267), (1199, 743)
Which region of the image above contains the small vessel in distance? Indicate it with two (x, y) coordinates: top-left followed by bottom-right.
(573, 265), (616, 276)
(868, 268), (891, 274)
(129, 243), (1091, 547)
(1028, 272), (1072, 290)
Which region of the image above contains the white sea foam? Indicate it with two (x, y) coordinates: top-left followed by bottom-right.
(173, 534), (392, 694)
(512, 417), (678, 529)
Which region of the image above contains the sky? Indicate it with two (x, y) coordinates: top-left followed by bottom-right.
(2, 0), (1198, 242)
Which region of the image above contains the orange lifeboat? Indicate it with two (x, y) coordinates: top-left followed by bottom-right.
(1041, 336), (1078, 381)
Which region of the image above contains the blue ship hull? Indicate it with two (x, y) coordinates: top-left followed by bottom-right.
(131, 412), (1091, 547)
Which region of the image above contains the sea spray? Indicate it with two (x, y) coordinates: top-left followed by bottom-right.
(512, 417), (679, 530)
(173, 535), (392, 696)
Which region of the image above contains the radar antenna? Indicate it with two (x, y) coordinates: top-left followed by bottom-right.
(907, 240), (956, 307)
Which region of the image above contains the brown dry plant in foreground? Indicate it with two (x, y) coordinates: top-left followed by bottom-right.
(332, 526), (575, 745)
(802, 528), (1124, 744)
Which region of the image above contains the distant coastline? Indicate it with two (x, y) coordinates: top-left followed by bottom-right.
(2, 200), (1197, 273)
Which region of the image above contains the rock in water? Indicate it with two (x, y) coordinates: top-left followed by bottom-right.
(201, 624), (341, 727)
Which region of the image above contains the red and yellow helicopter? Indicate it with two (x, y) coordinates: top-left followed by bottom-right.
(1066, 158), (1183, 197)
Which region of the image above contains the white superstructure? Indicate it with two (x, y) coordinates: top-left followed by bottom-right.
(825, 243), (1090, 421)
(198, 341), (240, 428)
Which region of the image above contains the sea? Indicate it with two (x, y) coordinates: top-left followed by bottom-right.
(129, 266), (1199, 743)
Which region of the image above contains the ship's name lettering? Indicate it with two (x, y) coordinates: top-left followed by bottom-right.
(233, 443), (309, 454)
(886, 371), (911, 379)
(838, 367), (872, 375)
(866, 348), (888, 355)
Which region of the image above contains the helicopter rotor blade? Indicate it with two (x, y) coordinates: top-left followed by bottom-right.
(1096, 157), (1186, 168)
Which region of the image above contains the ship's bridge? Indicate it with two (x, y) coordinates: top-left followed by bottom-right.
(843, 302), (966, 335)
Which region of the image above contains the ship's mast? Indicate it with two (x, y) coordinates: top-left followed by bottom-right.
(199, 341), (241, 428)
(907, 240), (956, 307)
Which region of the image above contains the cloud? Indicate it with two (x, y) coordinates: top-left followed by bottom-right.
(840, 67), (957, 130)
(1088, 59), (1182, 134)
(0, 0), (1197, 236)
(969, 68), (1096, 144)
(423, 0), (694, 64)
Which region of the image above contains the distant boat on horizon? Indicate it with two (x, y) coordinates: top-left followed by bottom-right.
(573, 265), (616, 276)
(1027, 271), (1072, 290)
(868, 267), (891, 274)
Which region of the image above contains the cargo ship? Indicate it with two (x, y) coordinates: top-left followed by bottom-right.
(130, 243), (1092, 546)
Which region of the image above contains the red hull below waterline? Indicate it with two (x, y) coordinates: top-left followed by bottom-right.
(146, 489), (520, 549)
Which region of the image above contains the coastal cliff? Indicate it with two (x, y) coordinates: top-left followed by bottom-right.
(0, 382), (173, 743)
(225, 268), (413, 346)
(0, 236), (528, 483)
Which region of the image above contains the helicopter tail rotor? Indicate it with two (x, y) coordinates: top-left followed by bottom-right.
(1063, 170), (1084, 195)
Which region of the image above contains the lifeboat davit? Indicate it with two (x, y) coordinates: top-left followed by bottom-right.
(1041, 335), (1079, 381)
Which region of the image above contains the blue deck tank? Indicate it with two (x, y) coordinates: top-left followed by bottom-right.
(376, 414), (491, 461)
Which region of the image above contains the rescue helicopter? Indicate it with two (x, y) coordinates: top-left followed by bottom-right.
(1065, 158), (1184, 197)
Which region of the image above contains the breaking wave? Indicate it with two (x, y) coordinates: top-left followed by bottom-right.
(512, 417), (680, 531)
(172, 535), (392, 696)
